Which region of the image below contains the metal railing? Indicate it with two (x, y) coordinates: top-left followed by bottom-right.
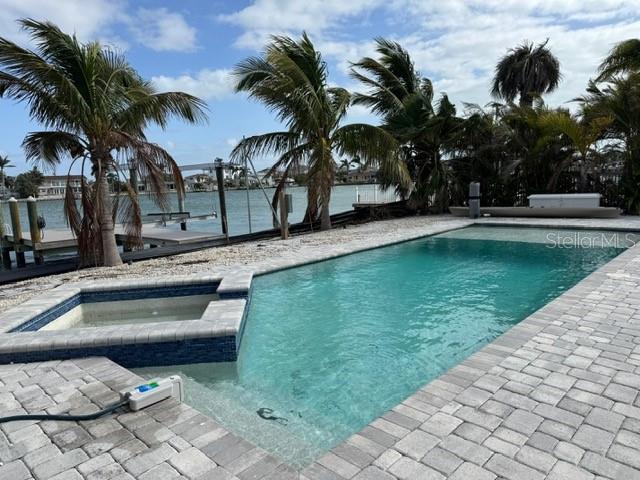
(354, 186), (401, 204)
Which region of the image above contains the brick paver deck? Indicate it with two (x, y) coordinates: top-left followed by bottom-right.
(2, 216), (640, 479)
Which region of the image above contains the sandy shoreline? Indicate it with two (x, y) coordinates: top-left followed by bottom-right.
(0, 215), (464, 312)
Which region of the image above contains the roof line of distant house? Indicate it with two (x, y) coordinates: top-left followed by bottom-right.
(42, 175), (86, 180)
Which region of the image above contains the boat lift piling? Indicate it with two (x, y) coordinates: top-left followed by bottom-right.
(0, 201), (10, 270)
(279, 188), (290, 240)
(177, 193), (187, 231)
(242, 138), (253, 234)
(214, 159), (229, 241)
(26, 196), (44, 265)
(8, 198), (26, 268)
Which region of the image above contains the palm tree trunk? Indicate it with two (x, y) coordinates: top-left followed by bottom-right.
(519, 93), (533, 108)
(320, 202), (331, 230)
(97, 172), (122, 266)
(579, 154), (588, 192)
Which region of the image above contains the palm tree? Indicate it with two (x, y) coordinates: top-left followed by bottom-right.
(538, 110), (612, 190)
(491, 40), (561, 108)
(351, 38), (459, 211)
(230, 33), (406, 230)
(597, 39), (640, 81)
(338, 158), (352, 174)
(499, 101), (572, 197)
(351, 155), (363, 172)
(0, 20), (206, 266)
(0, 155), (14, 198)
(448, 103), (513, 206)
(576, 76), (640, 213)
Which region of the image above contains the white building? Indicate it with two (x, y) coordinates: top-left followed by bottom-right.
(38, 175), (85, 198)
(184, 173), (214, 192)
(347, 169), (377, 184)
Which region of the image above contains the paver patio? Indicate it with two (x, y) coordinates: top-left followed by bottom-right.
(2, 216), (640, 479)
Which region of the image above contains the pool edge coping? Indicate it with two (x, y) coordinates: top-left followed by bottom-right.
(0, 272), (253, 363)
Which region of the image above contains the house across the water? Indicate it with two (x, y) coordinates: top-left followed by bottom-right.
(38, 175), (85, 199)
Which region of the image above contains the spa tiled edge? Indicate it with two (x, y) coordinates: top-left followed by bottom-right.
(0, 272), (253, 367)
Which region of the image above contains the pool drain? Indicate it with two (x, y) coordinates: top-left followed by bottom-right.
(257, 407), (288, 425)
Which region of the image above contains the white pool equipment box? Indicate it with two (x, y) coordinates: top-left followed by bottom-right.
(528, 193), (601, 208)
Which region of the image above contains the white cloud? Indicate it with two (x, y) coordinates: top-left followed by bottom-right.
(220, 0), (640, 114)
(387, 2), (640, 110)
(129, 8), (197, 52)
(0, 0), (125, 44)
(218, 0), (386, 49)
(152, 69), (234, 100)
(0, 0), (197, 52)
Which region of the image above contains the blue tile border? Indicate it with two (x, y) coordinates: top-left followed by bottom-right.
(9, 282), (223, 333)
(218, 290), (249, 300)
(82, 282), (221, 303)
(10, 294), (81, 332)
(0, 335), (239, 368)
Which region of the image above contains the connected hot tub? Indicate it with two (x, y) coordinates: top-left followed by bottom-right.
(0, 272), (252, 367)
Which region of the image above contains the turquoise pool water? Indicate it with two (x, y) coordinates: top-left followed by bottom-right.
(137, 226), (627, 467)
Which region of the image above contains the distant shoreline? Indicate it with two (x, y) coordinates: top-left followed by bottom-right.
(1, 183), (381, 202)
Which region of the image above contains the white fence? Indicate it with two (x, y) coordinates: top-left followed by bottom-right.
(354, 186), (401, 204)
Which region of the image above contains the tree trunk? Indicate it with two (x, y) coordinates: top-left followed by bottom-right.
(519, 93), (533, 108)
(97, 172), (122, 267)
(320, 202), (331, 230)
(579, 154), (588, 192)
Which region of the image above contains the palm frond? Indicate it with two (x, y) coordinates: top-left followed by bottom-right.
(22, 130), (86, 170)
(597, 39), (640, 81)
(229, 131), (302, 163)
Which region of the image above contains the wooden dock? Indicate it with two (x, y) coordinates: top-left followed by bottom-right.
(4, 226), (222, 249)
(1, 226), (224, 269)
(122, 226), (223, 247)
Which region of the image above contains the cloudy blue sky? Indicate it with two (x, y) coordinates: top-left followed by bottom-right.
(1, 0), (640, 175)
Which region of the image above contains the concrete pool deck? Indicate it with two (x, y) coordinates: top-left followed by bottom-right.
(2, 215), (640, 479)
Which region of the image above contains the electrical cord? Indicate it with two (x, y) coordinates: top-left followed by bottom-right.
(0, 396), (129, 424)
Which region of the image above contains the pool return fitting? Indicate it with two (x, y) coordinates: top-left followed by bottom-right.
(0, 376), (183, 424)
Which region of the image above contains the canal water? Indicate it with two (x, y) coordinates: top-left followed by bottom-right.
(0, 184), (388, 237)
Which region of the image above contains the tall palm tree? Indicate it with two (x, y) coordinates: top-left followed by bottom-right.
(491, 40), (561, 108)
(351, 38), (458, 211)
(597, 39), (640, 81)
(230, 33), (406, 230)
(0, 155), (14, 198)
(0, 20), (207, 266)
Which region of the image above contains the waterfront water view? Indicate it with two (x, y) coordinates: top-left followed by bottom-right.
(0, 184), (389, 237)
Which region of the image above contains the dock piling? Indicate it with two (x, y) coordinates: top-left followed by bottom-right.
(27, 196), (44, 265)
(279, 188), (289, 240)
(0, 200), (10, 270)
(215, 159), (229, 241)
(178, 193), (187, 231)
(8, 197), (25, 268)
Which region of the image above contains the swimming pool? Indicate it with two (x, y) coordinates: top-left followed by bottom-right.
(136, 226), (629, 467)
